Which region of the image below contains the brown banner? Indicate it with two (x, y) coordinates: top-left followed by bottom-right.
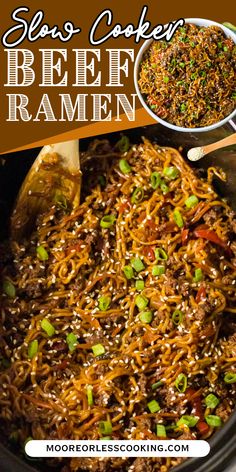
(1, 0), (236, 154)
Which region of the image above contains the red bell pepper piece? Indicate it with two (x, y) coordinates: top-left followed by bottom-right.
(196, 286), (206, 304)
(194, 226), (227, 249)
(197, 421), (210, 435)
(142, 245), (155, 261)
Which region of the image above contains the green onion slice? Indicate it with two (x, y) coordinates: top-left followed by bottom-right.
(193, 268), (203, 282)
(205, 415), (222, 427)
(41, 319), (55, 337)
(123, 265), (134, 280)
(175, 373), (187, 392)
(119, 159), (131, 174)
(163, 166), (179, 180)
(92, 343), (105, 357)
(99, 420), (113, 435)
(36, 245), (49, 261)
(155, 248), (168, 261)
(177, 415), (199, 427)
(87, 385), (94, 406)
(152, 381), (163, 390)
(100, 215), (116, 229)
(2, 280), (16, 298)
(152, 265), (165, 276)
(28, 340), (38, 359)
(156, 424), (167, 437)
(173, 209), (184, 228)
(160, 181), (169, 194)
(204, 394), (219, 409)
(185, 195), (199, 209)
(151, 172), (161, 189)
(135, 280), (145, 291)
(172, 310), (183, 325)
(224, 372), (236, 384)
(98, 296), (111, 311)
(100, 436), (112, 440)
(131, 187), (144, 204)
(131, 257), (145, 273)
(66, 332), (78, 352)
(116, 136), (130, 153)
(135, 294), (149, 311)
(147, 399), (161, 413)
(139, 311), (153, 324)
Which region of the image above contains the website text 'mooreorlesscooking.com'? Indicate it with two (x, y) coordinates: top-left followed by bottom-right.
(25, 440), (210, 458)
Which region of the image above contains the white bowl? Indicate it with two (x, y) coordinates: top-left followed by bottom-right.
(134, 18), (236, 132)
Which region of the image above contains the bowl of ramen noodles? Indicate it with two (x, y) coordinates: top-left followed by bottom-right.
(0, 121), (236, 472)
(134, 19), (236, 132)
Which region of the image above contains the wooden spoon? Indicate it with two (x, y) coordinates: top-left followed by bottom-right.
(187, 133), (236, 161)
(11, 140), (81, 241)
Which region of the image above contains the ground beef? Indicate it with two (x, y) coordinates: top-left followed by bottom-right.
(178, 430), (194, 440)
(132, 457), (154, 472)
(194, 307), (206, 321)
(215, 403), (230, 422)
(226, 333), (236, 357)
(139, 374), (148, 396)
(70, 458), (109, 472)
(203, 209), (218, 226)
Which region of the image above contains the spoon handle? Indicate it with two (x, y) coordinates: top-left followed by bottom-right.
(11, 140), (81, 241)
(202, 133), (236, 155)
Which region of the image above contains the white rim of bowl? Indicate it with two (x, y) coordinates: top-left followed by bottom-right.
(134, 18), (236, 132)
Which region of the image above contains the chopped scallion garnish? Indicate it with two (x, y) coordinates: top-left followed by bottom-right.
(98, 296), (111, 311)
(205, 415), (222, 427)
(152, 265), (165, 276)
(135, 294), (149, 311)
(92, 343), (105, 357)
(163, 166), (179, 180)
(175, 373), (187, 392)
(204, 394), (219, 409)
(185, 195), (199, 208)
(41, 318), (55, 337)
(131, 187), (144, 204)
(193, 268), (203, 282)
(172, 310), (183, 325)
(152, 380), (163, 390)
(28, 340), (38, 359)
(150, 172), (161, 189)
(2, 280), (16, 298)
(123, 265), (134, 280)
(156, 424), (167, 437)
(177, 415), (199, 427)
(36, 245), (49, 261)
(116, 136), (130, 153)
(160, 181), (169, 194)
(173, 209), (184, 228)
(147, 400), (161, 413)
(139, 311), (153, 324)
(66, 332), (78, 352)
(99, 420), (113, 435)
(224, 372), (236, 383)
(155, 248), (168, 261)
(131, 257), (145, 273)
(100, 215), (116, 229)
(87, 385), (93, 406)
(119, 159), (131, 174)
(135, 280), (145, 291)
